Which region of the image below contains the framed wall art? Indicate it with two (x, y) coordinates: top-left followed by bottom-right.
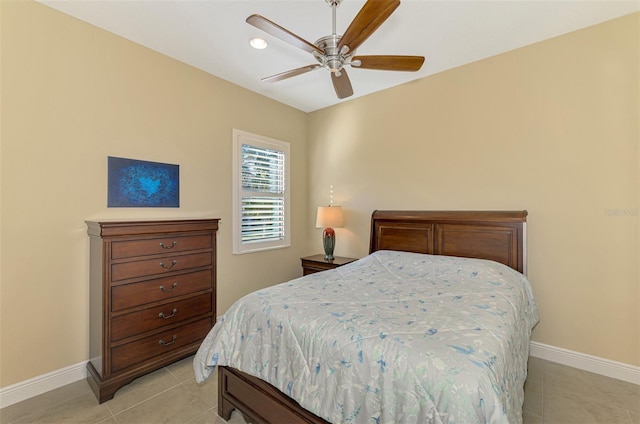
(107, 156), (179, 207)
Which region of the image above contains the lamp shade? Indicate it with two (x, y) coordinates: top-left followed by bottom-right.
(316, 206), (344, 228)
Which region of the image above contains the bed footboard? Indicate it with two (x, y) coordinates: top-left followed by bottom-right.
(218, 366), (329, 424)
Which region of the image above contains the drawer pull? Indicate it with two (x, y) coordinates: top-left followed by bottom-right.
(159, 241), (177, 249)
(159, 335), (177, 346)
(159, 282), (178, 292)
(159, 260), (178, 269)
(158, 308), (178, 319)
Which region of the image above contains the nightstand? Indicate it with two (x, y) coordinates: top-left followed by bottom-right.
(301, 254), (357, 276)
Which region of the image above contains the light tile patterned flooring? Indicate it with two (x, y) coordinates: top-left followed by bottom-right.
(1, 356), (638, 423)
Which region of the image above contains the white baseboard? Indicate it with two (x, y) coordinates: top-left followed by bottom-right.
(1, 343), (638, 409)
(0, 361), (87, 409)
(530, 341), (640, 385)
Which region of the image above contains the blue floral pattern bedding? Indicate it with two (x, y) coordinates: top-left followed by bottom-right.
(194, 250), (539, 424)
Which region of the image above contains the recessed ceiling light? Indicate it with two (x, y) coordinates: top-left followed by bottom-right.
(250, 37), (268, 49)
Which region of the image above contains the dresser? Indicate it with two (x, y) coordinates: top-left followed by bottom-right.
(86, 219), (219, 403)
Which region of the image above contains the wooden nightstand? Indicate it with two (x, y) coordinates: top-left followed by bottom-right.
(301, 254), (357, 276)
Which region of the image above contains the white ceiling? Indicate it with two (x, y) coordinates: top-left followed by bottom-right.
(39, 0), (639, 113)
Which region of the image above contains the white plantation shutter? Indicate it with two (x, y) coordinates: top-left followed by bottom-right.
(233, 130), (290, 254)
(241, 144), (285, 243)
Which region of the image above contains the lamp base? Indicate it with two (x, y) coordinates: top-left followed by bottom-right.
(322, 227), (336, 261)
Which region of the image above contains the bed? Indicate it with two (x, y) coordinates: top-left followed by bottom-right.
(194, 210), (538, 424)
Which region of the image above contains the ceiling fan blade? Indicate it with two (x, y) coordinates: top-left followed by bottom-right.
(337, 0), (400, 54)
(247, 14), (324, 55)
(331, 70), (354, 99)
(352, 55), (425, 71)
(261, 64), (322, 83)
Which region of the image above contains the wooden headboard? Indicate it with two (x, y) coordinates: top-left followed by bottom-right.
(369, 210), (528, 274)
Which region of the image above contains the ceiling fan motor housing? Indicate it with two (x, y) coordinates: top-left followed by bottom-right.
(313, 35), (354, 74)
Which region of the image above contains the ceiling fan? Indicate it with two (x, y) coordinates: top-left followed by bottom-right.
(247, 0), (425, 99)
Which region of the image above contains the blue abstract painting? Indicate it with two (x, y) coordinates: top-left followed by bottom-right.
(108, 157), (179, 207)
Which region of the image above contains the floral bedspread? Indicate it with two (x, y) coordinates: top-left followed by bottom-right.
(194, 250), (539, 424)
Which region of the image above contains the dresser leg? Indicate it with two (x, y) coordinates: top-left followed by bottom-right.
(86, 362), (135, 404)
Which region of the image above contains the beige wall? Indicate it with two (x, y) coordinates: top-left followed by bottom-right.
(0, 1), (308, 387)
(308, 13), (639, 366)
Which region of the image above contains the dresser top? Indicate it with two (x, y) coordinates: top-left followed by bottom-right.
(86, 218), (220, 237)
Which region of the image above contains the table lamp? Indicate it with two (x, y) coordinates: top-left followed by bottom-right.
(315, 206), (344, 261)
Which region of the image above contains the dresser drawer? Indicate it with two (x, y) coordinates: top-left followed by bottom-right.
(111, 270), (212, 311)
(111, 318), (212, 373)
(111, 234), (212, 260)
(111, 252), (211, 282)
(111, 293), (212, 341)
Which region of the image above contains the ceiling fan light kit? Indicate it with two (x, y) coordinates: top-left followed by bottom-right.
(247, 0), (425, 99)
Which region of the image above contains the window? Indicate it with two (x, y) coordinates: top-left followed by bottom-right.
(233, 129), (290, 254)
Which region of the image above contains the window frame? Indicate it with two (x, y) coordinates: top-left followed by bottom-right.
(232, 129), (291, 254)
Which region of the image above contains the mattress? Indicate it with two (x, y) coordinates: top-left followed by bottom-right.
(194, 250), (539, 424)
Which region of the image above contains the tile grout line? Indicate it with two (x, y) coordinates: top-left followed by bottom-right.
(541, 358), (544, 423)
(106, 381), (184, 419)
